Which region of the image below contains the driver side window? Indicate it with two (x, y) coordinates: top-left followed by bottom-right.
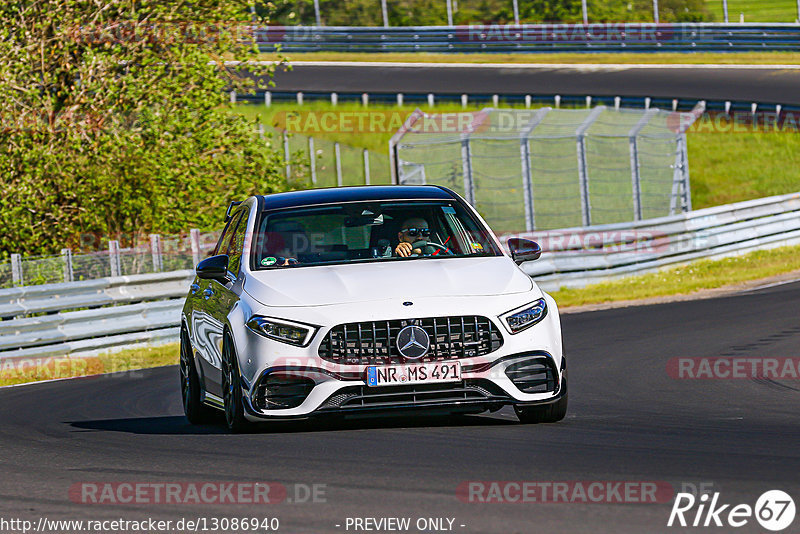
(226, 206), (250, 276)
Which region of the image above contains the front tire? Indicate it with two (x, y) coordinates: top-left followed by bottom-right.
(514, 370), (568, 424)
(180, 329), (215, 424)
(221, 333), (252, 433)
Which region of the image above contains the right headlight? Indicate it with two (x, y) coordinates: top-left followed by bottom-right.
(501, 298), (548, 334)
(246, 316), (318, 346)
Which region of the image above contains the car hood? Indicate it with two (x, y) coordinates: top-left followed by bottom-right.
(243, 256), (534, 308)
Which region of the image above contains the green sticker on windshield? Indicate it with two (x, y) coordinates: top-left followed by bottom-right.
(442, 206), (456, 214)
(261, 257), (277, 266)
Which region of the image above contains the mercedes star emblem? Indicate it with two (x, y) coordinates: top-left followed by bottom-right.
(396, 325), (430, 360)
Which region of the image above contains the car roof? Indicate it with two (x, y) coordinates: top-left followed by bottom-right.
(258, 185), (456, 211)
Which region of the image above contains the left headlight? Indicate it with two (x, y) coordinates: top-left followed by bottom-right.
(501, 298), (548, 334)
(246, 316), (318, 346)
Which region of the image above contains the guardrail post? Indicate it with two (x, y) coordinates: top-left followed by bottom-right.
(652, 0), (659, 23)
(628, 108), (658, 221)
(264, 91), (271, 107)
(308, 137), (317, 185)
(460, 135), (475, 206)
(11, 253), (23, 286)
(363, 149), (371, 185)
(446, 0), (454, 26)
(331, 92), (338, 106)
(519, 107), (552, 232)
(229, 90), (236, 104)
(397, 93), (403, 107)
(61, 248), (74, 282)
(109, 240), (121, 277)
(190, 229), (201, 267)
(723, 0), (729, 23)
(362, 93), (369, 107)
(512, 0), (520, 25)
(575, 106), (605, 227)
(150, 234), (163, 272)
(381, 0), (389, 27)
(283, 130), (291, 178)
(335, 142), (343, 187)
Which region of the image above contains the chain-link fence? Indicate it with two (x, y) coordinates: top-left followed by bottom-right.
(391, 104), (704, 234)
(0, 230), (221, 289)
(275, 128), (392, 188)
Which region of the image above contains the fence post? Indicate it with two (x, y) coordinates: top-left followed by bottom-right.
(628, 108), (658, 221)
(257, 123), (265, 140)
(519, 107), (551, 232)
(308, 137), (317, 185)
(335, 142), (343, 186)
(264, 91), (271, 107)
(190, 229), (202, 267)
(363, 149), (371, 185)
(313, 0), (321, 26)
(460, 135), (475, 206)
(381, 0), (389, 27)
(512, 0), (520, 25)
(11, 253), (23, 286)
(150, 234), (163, 272)
(61, 248), (74, 282)
(679, 134), (692, 212)
(723, 0), (729, 23)
(229, 90), (236, 104)
(581, 0), (588, 24)
(283, 130), (291, 179)
(109, 240), (121, 277)
(575, 106), (605, 227)
(652, 0), (659, 23)
(446, 0), (454, 26)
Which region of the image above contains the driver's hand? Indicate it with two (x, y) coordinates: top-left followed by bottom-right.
(395, 242), (413, 257)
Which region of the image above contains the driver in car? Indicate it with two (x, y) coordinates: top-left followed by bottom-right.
(395, 217), (434, 257)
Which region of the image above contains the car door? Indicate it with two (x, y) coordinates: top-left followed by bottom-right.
(191, 210), (242, 394)
(197, 205), (250, 396)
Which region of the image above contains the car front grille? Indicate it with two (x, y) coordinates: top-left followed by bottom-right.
(319, 380), (511, 411)
(318, 316), (503, 365)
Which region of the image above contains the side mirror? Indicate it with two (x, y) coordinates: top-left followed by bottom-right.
(508, 238), (541, 265)
(196, 254), (230, 283)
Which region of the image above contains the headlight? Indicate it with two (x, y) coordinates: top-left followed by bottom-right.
(246, 316), (317, 346)
(501, 298), (548, 333)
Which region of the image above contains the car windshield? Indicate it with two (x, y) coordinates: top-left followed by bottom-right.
(252, 200), (502, 269)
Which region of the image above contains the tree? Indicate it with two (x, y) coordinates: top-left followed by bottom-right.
(0, 1), (292, 256)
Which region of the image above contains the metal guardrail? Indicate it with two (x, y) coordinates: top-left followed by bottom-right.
(0, 271), (193, 361)
(1, 192), (798, 361)
(256, 23), (800, 53)
(501, 191), (800, 291)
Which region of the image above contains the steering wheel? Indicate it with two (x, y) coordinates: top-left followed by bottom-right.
(411, 240), (453, 256)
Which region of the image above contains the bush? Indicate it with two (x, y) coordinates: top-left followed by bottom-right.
(0, 1), (295, 257)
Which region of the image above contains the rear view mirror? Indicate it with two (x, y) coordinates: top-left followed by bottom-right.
(508, 238), (541, 264)
(196, 254), (230, 283)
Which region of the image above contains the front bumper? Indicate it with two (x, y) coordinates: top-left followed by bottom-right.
(241, 352), (565, 421)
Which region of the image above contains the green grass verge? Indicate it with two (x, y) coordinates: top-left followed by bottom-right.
(705, 0), (799, 22)
(0, 343), (178, 387)
(551, 243), (800, 308)
(262, 51), (800, 65)
(234, 101), (800, 210)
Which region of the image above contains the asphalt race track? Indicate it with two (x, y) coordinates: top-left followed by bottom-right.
(1, 281), (798, 533)
(270, 63), (800, 106)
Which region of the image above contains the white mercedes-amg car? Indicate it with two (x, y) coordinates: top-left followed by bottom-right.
(180, 186), (566, 432)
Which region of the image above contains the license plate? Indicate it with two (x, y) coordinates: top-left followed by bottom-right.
(366, 362), (461, 387)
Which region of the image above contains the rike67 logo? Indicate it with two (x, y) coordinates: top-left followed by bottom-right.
(668, 490), (795, 531)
